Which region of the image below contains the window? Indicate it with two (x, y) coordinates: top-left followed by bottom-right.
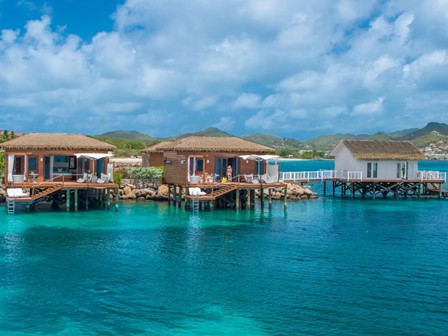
(397, 162), (407, 179)
(28, 157), (37, 171)
(196, 159), (204, 172)
(367, 162), (378, 178)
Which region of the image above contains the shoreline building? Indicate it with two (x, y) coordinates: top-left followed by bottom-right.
(1, 133), (119, 213)
(328, 140), (446, 198)
(153, 136), (287, 210)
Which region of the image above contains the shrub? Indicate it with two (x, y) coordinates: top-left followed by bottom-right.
(128, 167), (163, 180)
(113, 171), (123, 185)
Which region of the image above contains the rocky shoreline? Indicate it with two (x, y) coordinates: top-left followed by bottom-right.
(0, 180), (318, 204)
(117, 180), (318, 201)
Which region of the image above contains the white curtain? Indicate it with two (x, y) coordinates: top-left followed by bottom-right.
(7, 154), (14, 182)
(50, 156), (54, 180)
(267, 163), (279, 182)
(107, 163), (113, 177)
(23, 154), (27, 180)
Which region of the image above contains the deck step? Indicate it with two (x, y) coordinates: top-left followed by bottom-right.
(192, 199), (199, 212)
(7, 199), (15, 214)
(30, 184), (63, 201)
(210, 184), (238, 198)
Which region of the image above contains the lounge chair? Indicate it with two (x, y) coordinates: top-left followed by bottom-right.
(77, 172), (89, 183)
(243, 174), (254, 183)
(189, 187), (206, 196)
(261, 174), (278, 184)
(97, 173), (110, 184)
(7, 188), (29, 198)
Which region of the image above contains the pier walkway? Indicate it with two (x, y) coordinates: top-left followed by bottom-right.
(280, 170), (447, 199)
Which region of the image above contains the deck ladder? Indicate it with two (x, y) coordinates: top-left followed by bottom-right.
(7, 199), (15, 214)
(192, 199), (200, 212)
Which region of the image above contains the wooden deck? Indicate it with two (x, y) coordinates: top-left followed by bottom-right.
(6, 181), (120, 214)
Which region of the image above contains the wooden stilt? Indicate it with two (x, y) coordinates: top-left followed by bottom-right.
(268, 188), (272, 209)
(66, 189), (70, 211)
(173, 185), (177, 207)
(283, 186), (288, 210)
(323, 181), (326, 196)
(247, 189), (251, 209)
(106, 189), (110, 209)
(260, 187), (264, 209)
(114, 188), (119, 211)
(168, 184), (171, 205)
(74, 189), (78, 211)
(236, 188), (240, 209)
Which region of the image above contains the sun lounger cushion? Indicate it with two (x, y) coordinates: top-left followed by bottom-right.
(189, 187), (206, 196)
(7, 188), (29, 197)
(97, 173), (110, 184)
(77, 172), (88, 183)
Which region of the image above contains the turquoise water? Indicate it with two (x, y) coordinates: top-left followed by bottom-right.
(1, 160), (448, 335)
(1, 197), (448, 335)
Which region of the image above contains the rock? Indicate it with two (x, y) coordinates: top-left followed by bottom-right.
(126, 183), (136, 190)
(157, 185), (169, 196)
(122, 186), (133, 196)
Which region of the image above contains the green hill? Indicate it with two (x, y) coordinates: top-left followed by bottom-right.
(399, 122), (448, 140)
(97, 130), (154, 142)
(305, 134), (371, 150)
(172, 127), (232, 139)
(242, 133), (303, 149)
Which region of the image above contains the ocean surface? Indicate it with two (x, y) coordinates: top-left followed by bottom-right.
(1, 161), (448, 335)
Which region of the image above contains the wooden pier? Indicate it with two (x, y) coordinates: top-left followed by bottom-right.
(167, 180), (288, 211)
(280, 170), (447, 199)
(5, 180), (120, 214)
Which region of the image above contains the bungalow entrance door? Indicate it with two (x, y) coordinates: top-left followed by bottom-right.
(397, 162), (408, 179)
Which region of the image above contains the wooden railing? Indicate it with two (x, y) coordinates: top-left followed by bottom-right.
(418, 171), (447, 182)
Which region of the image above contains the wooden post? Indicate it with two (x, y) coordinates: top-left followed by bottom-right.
(106, 189), (110, 209)
(178, 186), (183, 208)
(373, 183), (376, 199)
(439, 183), (443, 199)
(236, 188), (240, 210)
(260, 187), (264, 209)
(332, 181), (335, 197)
(283, 186), (288, 210)
(351, 183), (354, 199)
(247, 189), (251, 209)
(268, 188), (272, 209)
(66, 189), (70, 211)
(114, 188), (119, 211)
(168, 184), (171, 205)
(74, 189), (78, 211)
(173, 185), (177, 207)
(323, 181), (326, 196)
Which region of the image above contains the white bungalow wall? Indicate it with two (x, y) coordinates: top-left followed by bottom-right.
(333, 141), (420, 180)
(333, 145), (358, 172)
(355, 160), (419, 180)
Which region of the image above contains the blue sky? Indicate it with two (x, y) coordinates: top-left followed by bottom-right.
(0, 0), (447, 139)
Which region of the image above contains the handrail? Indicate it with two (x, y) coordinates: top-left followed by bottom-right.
(418, 170), (447, 182)
(30, 174), (67, 196)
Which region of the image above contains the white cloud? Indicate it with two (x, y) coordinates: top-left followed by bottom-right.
(0, 0), (447, 137)
(352, 97), (384, 116)
(233, 93), (261, 109)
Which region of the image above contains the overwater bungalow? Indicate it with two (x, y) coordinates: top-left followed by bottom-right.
(1, 133), (119, 213)
(327, 140), (447, 198)
(142, 141), (173, 167)
(154, 136), (287, 210)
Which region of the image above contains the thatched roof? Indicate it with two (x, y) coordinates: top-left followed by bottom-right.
(336, 140), (425, 160)
(141, 141), (173, 153)
(156, 136), (275, 153)
(0, 133), (115, 151)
